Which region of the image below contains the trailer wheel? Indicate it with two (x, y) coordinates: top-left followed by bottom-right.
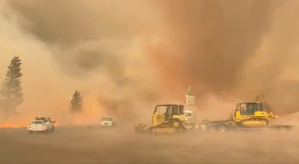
(208, 125), (216, 132)
(218, 125), (227, 132)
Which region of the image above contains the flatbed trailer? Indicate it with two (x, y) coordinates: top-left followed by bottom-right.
(200, 120), (293, 132)
(200, 101), (294, 132)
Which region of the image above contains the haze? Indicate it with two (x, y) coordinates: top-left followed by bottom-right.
(1, 0), (299, 126)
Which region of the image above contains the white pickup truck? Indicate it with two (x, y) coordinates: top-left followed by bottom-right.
(28, 117), (55, 134)
(100, 116), (116, 128)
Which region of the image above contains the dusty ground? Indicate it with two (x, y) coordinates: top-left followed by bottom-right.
(0, 125), (298, 164)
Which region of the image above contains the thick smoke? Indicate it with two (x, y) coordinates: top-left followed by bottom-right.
(146, 0), (277, 97)
(145, 0), (299, 114)
(6, 0), (151, 77)
(1, 0), (299, 126)
(4, 0), (163, 121)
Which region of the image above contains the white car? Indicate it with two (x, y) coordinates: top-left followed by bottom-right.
(28, 117), (55, 134)
(100, 116), (116, 128)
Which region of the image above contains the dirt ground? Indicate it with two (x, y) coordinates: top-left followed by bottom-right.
(0, 125), (298, 164)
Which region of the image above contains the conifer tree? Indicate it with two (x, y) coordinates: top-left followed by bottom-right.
(69, 90), (83, 124)
(69, 90), (83, 112)
(0, 56), (23, 125)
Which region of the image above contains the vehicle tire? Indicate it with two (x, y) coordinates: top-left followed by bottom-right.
(207, 125), (216, 132)
(172, 121), (180, 128)
(218, 125), (227, 132)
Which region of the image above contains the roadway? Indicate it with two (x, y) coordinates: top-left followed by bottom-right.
(0, 125), (298, 164)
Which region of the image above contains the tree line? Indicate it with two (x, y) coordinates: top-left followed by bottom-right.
(0, 56), (83, 126)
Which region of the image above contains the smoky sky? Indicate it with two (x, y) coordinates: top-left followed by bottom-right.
(148, 0), (277, 94)
(145, 0), (299, 114)
(5, 0), (299, 115)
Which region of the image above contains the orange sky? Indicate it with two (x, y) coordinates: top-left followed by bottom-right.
(2, 0), (299, 127)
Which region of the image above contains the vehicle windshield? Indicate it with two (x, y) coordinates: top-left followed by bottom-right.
(102, 117), (112, 121)
(32, 120), (43, 124)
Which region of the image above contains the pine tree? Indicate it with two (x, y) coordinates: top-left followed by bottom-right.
(69, 90), (83, 125)
(0, 56), (23, 124)
(70, 90), (83, 112)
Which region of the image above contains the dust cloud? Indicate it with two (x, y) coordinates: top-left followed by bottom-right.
(1, 0), (299, 126)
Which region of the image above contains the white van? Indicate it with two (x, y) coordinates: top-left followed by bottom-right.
(100, 116), (116, 127)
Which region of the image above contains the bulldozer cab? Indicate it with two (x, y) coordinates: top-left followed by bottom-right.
(232, 102), (269, 119)
(230, 101), (278, 127)
(237, 102), (264, 115)
(152, 104), (185, 126)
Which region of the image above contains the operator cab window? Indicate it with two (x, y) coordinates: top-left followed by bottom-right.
(240, 103), (248, 115)
(155, 106), (167, 114)
(172, 106), (179, 115)
(179, 105), (184, 114)
(256, 103), (263, 111)
(234, 104), (241, 117)
(246, 103), (263, 115)
(165, 106), (172, 121)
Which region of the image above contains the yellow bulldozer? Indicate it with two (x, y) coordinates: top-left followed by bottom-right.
(200, 101), (293, 132)
(135, 104), (187, 134)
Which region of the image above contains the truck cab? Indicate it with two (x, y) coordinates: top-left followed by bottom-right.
(183, 110), (198, 129)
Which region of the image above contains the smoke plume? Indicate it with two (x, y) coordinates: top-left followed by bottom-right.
(145, 0), (299, 114)
(1, 0), (299, 126)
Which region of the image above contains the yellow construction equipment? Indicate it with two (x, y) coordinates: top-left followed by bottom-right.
(200, 101), (293, 132)
(135, 104), (187, 134)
